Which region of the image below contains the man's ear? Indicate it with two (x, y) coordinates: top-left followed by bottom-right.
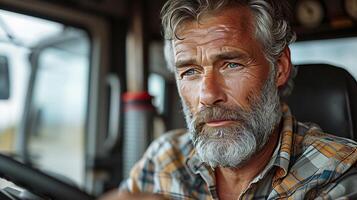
(276, 47), (292, 88)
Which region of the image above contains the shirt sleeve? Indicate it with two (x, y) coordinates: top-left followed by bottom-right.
(316, 167), (357, 200)
(118, 132), (170, 194)
(118, 129), (188, 195)
(119, 152), (158, 193)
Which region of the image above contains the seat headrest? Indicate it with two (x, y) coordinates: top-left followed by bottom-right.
(286, 64), (357, 140)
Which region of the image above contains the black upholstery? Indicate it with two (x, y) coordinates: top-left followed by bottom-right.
(286, 64), (357, 140)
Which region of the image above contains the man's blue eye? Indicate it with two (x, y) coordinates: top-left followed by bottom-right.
(183, 68), (195, 76)
(227, 63), (240, 69)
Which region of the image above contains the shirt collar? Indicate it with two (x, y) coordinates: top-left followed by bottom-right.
(272, 103), (294, 179)
(186, 148), (203, 175)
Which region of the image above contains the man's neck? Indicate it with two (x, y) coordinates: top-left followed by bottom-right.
(215, 129), (280, 200)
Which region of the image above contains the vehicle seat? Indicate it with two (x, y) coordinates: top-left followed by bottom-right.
(285, 64), (357, 140)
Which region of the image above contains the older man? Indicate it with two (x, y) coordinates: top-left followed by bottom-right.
(111, 0), (357, 199)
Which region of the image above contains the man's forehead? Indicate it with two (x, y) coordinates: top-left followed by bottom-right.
(174, 6), (253, 39)
(172, 7), (255, 51)
(175, 25), (242, 41)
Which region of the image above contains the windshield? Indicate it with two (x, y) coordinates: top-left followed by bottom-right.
(0, 9), (90, 188)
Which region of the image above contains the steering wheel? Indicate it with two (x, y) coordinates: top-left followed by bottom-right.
(0, 153), (95, 200)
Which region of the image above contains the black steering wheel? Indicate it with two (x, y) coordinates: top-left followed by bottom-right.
(0, 153), (95, 200)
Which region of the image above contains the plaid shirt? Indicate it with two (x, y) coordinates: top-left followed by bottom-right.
(120, 104), (357, 199)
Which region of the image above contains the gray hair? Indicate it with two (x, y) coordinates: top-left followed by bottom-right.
(161, 0), (297, 97)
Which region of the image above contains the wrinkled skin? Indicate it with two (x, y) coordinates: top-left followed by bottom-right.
(174, 6), (291, 129)
(173, 7), (286, 116)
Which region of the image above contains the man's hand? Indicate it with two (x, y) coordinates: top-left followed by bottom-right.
(99, 190), (168, 200)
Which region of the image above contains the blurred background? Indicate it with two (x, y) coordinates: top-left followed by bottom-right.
(0, 0), (356, 196)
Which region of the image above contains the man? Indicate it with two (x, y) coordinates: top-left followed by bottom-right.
(106, 0), (357, 199)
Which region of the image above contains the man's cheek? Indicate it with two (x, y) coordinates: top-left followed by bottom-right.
(178, 83), (199, 112)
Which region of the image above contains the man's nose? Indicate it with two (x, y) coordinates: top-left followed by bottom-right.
(199, 75), (227, 107)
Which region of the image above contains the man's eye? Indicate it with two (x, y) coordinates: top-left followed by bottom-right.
(227, 63), (242, 69)
(182, 68), (196, 76)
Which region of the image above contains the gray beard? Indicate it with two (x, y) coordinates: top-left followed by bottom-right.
(181, 69), (281, 168)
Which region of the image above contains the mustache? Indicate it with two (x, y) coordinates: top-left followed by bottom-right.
(191, 105), (250, 128)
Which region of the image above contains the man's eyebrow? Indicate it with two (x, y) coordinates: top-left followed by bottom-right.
(174, 51), (249, 69)
(210, 50), (249, 61)
(175, 58), (197, 69)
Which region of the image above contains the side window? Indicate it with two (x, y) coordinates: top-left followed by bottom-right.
(0, 9), (90, 187)
(149, 73), (165, 114)
(148, 42), (169, 116)
(29, 31), (90, 185)
(148, 42), (169, 138)
(290, 37), (357, 79)
(148, 41), (186, 134)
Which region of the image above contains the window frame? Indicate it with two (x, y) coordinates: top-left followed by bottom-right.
(0, 0), (111, 193)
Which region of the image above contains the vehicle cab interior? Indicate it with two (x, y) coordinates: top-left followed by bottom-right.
(0, 0), (356, 199)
